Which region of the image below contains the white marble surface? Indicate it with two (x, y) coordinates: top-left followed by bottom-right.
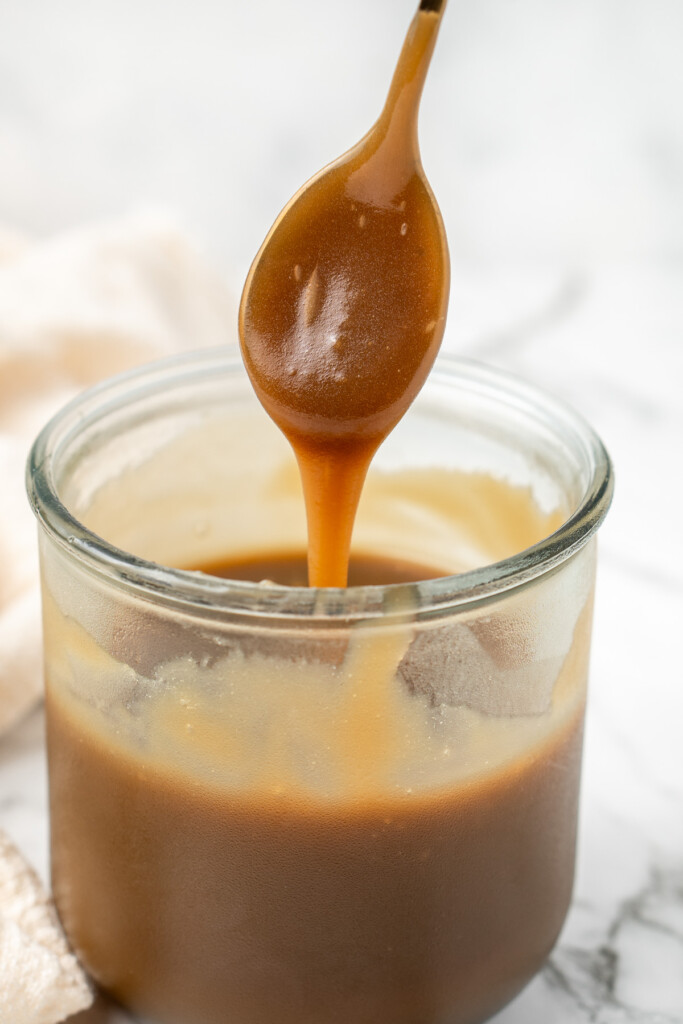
(2, 265), (681, 1024)
(1, 1), (682, 1022)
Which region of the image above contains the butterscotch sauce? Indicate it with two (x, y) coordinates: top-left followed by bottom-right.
(47, 681), (585, 1024)
(199, 550), (445, 587)
(240, 1), (449, 586)
(44, 447), (594, 1024)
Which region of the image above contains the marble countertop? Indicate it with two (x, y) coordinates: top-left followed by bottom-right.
(1, 1), (682, 1022)
(2, 263), (681, 1024)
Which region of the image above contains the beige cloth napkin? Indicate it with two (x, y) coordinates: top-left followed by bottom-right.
(0, 829), (92, 1023)
(0, 212), (235, 737)
(0, 213), (235, 1022)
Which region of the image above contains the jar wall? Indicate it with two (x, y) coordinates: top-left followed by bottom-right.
(31, 353), (611, 1024)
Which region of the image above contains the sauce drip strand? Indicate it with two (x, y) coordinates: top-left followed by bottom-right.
(239, 1), (450, 586)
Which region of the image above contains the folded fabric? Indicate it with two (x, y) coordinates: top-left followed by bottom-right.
(0, 828), (92, 1023)
(0, 212), (235, 737)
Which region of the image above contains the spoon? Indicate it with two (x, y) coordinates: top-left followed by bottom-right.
(240, 0), (449, 587)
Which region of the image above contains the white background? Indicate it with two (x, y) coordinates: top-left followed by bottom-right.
(2, 0), (682, 277)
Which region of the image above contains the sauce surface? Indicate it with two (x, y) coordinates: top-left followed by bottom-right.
(199, 549), (445, 587)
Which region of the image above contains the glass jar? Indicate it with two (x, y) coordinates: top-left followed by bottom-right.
(27, 351), (612, 1024)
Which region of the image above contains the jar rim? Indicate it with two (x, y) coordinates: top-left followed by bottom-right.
(26, 349), (613, 623)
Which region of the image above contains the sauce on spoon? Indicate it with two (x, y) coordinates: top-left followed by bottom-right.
(239, 0), (449, 586)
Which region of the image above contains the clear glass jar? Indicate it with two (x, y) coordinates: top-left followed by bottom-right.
(27, 351), (612, 1024)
